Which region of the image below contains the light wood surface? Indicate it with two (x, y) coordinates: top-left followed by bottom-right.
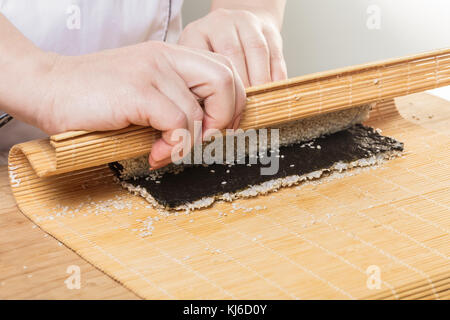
(1, 92), (449, 299)
(0, 168), (138, 299)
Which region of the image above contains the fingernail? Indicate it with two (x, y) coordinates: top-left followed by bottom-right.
(150, 157), (172, 170)
(148, 155), (161, 170)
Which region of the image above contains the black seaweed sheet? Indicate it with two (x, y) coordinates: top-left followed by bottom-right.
(110, 124), (403, 208)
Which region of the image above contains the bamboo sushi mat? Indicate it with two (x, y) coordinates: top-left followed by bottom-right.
(7, 98), (450, 299)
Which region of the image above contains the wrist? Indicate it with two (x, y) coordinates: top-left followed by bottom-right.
(1, 47), (60, 131)
(31, 51), (63, 134)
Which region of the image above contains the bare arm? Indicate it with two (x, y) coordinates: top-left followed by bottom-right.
(0, 14), (56, 125)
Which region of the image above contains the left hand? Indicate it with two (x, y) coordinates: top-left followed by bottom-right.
(178, 8), (287, 88)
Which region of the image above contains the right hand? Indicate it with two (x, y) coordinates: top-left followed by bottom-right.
(32, 42), (246, 169)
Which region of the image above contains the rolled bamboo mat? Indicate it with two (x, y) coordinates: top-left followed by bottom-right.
(14, 48), (450, 178)
(8, 96), (450, 299)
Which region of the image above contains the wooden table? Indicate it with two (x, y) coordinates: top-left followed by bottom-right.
(0, 92), (448, 299)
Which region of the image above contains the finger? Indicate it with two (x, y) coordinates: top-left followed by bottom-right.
(128, 87), (187, 132)
(191, 49), (246, 130)
(151, 69), (204, 168)
(226, 60), (246, 130)
(231, 114), (242, 130)
(167, 46), (238, 132)
(153, 66), (204, 143)
(150, 123), (191, 169)
(132, 88), (190, 167)
(179, 32), (247, 130)
(149, 139), (173, 168)
(235, 16), (271, 86)
(208, 25), (250, 88)
(178, 23), (212, 51)
(149, 151), (174, 169)
(263, 24), (288, 82)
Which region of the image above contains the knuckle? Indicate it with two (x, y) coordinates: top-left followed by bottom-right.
(245, 36), (268, 51)
(184, 22), (195, 31)
(190, 104), (204, 122)
(262, 20), (278, 33)
(144, 58), (159, 74)
(214, 8), (232, 17)
(209, 112), (232, 129)
(142, 49), (166, 72)
(270, 47), (284, 60)
(213, 65), (234, 89)
(171, 109), (188, 129)
(182, 22), (198, 35)
(219, 42), (242, 56)
(217, 54), (233, 68)
(180, 93), (204, 123)
(237, 9), (255, 19)
(265, 26), (284, 50)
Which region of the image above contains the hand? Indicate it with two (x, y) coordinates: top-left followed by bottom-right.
(178, 8), (288, 88)
(32, 42), (246, 168)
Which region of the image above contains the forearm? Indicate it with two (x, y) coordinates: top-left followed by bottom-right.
(211, 0), (286, 29)
(0, 14), (55, 123)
